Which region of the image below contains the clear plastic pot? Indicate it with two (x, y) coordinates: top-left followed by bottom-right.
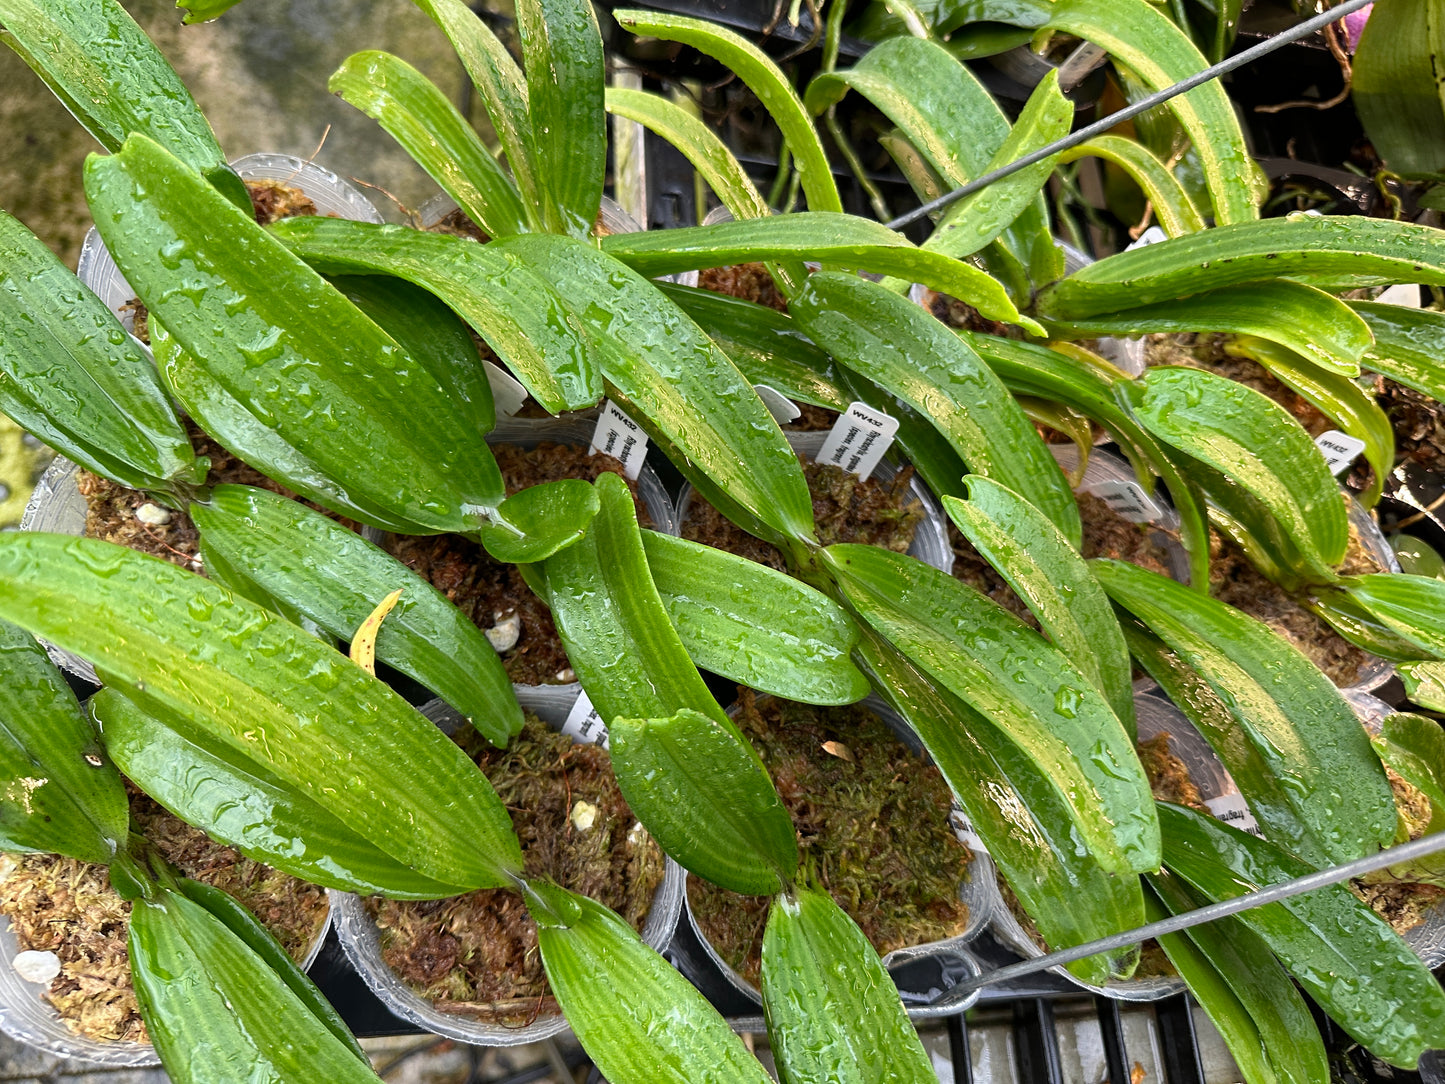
(679, 695), (992, 1020)
(0, 866), (330, 1068)
(331, 684), (685, 1047)
(77, 152), (383, 332)
(675, 430), (954, 576)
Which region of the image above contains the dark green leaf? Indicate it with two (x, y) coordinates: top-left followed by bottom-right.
(642, 531), (868, 705)
(0, 621), (126, 864)
(477, 479), (600, 564)
(611, 708), (797, 896)
(190, 484), (523, 747)
(175, 0), (245, 22)
(1374, 712), (1445, 814)
(1343, 572), (1445, 657)
(1159, 802), (1445, 1069)
(0, 533), (522, 890)
(1351, 0), (1445, 176)
(536, 886), (774, 1083)
(1096, 559), (1397, 864)
(1352, 301), (1445, 403)
(761, 886), (936, 1084)
(826, 544), (1159, 874)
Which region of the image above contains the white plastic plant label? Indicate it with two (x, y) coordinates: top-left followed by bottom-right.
(1082, 479), (1165, 524)
(483, 360), (528, 417)
(1204, 793), (1264, 838)
(1315, 430), (1366, 475)
(949, 803), (989, 854)
(754, 384), (802, 424)
(1125, 225), (1168, 250)
(561, 689), (610, 749)
(817, 401), (899, 479)
(1376, 283), (1423, 309)
(589, 400), (648, 480)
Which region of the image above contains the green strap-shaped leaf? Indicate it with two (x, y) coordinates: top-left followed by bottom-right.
(791, 272), (1079, 545)
(1228, 334), (1393, 507)
(1351, 0), (1445, 177)
(0, 0), (239, 198)
(1159, 803), (1445, 1070)
(0, 621), (126, 864)
(1132, 366), (1348, 569)
(1306, 589), (1437, 664)
(601, 214), (1032, 330)
(1352, 301), (1445, 402)
(1039, 217), (1445, 320)
(0, 211), (201, 493)
(945, 477), (1133, 729)
(964, 332), (1212, 589)
(175, 0), (246, 24)
(85, 135), (503, 533)
(413, 0), (542, 226)
(611, 708), (797, 896)
(614, 9), (839, 215)
(1374, 712), (1445, 814)
(606, 88), (770, 221)
(1402, 660), (1445, 712)
(535, 886), (774, 1084)
(476, 479), (601, 564)
(130, 888), (381, 1084)
(1044, 281), (1373, 378)
(826, 544), (1159, 875)
(1043, 0), (1257, 225)
(191, 484), (523, 747)
(1147, 870), (1327, 1084)
(761, 886), (936, 1084)
(857, 629), (1143, 984)
(329, 51), (529, 239)
(1058, 136), (1205, 236)
(0, 533), (522, 890)
(176, 878), (368, 1062)
(1343, 573), (1445, 658)
(93, 687), (470, 898)
(270, 217), (603, 413)
(543, 472), (729, 727)
(1095, 559), (1397, 864)
(642, 531), (869, 706)
(1119, 618), (1327, 867)
(498, 233), (817, 545)
(518, 0), (604, 236)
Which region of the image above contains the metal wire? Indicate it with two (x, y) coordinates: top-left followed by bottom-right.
(884, 0), (1376, 231)
(956, 828), (1445, 994)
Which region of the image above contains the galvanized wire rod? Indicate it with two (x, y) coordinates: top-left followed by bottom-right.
(958, 828), (1445, 994)
(885, 0), (1376, 231)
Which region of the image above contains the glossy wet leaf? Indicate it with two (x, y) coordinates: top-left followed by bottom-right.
(95, 688), (470, 898)
(130, 887), (379, 1084)
(1402, 661), (1445, 712)
(1374, 712), (1445, 815)
(1057, 136), (1205, 236)
(1132, 366), (1348, 570)
(498, 233), (816, 545)
(0, 211), (201, 493)
(606, 88), (769, 221)
(174, 0), (245, 22)
(270, 217), (603, 413)
(857, 629), (1142, 985)
(0, 621), (126, 864)
(761, 886), (936, 1084)
(1096, 559), (1396, 865)
(611, 708), (796, 895)
(1147, 870), (1327, 1084)
(1305, 588), (1437, 663)
(1343, 573), (1445, 658)
(1159, 802), (1445, 1069)
(791, 272), (1079, 545)
(0, 533), (522, 889)
(1044, 281), (1372, 378)
(543, 472), (727, 729)
(191, 484), (522, 747)
(1038, 217), (1445, 319)
(330, 50), (529, 239)
(945, 476), (1133, 729)
(477, 478), (599, 564)
(85, 135), (502, 533)
(826, 544), (1159, 875)
(1352, 301), (1445, 403)
(519, 0), (603, 236)
(642, 531), (868, 705)
(602, 214), (1031, 330)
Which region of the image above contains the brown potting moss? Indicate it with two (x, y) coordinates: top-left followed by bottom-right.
(697, 261), (789, 312)
(1137, 733), (1208, 814)
(1381, 379), (1445, 476)
(682, 460), (924, 573)
(687, 691), (973, 986)
(0, 790), (328, 1044)
(918, 287), (1015, 338)
(1353, 768), (1445, 936)
(385, 442), (652, 685)
(365, 716), (664, 1024)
